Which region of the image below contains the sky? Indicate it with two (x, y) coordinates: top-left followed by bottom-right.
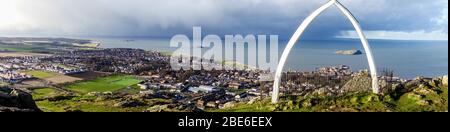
(0, 0), (448, 40)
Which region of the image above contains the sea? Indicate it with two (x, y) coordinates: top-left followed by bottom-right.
(88, 37), (448, 79)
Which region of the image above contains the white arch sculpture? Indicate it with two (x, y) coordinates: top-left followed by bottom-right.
(272, 0), (379, 103)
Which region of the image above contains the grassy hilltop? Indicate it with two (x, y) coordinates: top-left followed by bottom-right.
(214, 76), (448, 112)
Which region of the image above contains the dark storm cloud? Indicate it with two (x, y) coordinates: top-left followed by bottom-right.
(0, 0), (447, 40)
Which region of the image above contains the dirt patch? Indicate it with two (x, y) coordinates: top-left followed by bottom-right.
(68, 71), (111, 80)
(21, 79), (48, 87)
(44, 75), (82, 84)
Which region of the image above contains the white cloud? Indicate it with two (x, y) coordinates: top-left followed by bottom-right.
(337, 30), (448, 41)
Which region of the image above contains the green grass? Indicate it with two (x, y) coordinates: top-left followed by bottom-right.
(65, 75), (142, 94)
(36, 101), (67, 112)
(0, 44), (48, 52)
(31, 75), (149, 112)
(209, 98), (275, 112)
(35, 95), (173, 112)
(219, 77), (450, 112)
(21, 70), (60, 79)
(32, 88), (61, 100)
(0, 46), (34, 52)
(36, 97), (148, 112)
(114, 84), (142, 95)
(215, 88), (448, 112)
(0, 43), (81, 53)
(396, 86), (448, 112)
(0, 82), (9, 87)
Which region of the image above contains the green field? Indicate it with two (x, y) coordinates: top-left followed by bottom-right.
(0, 43), (94, 53)
(31, 75), (148, 112)
(32, 88), (61, 100)
(35, 96), (148, 112)
(0, 43), (52, 53)
(0, 45), (34, 52)
(21, 70), (60, 79)
(65, 75), (142, 94)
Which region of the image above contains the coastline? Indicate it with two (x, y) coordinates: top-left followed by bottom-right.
(92, 38), (448, 79)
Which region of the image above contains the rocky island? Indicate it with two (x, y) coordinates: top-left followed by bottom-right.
(335, 49), (363, 55)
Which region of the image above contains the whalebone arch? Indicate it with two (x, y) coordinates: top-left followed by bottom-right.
(272, 0), (379, 103)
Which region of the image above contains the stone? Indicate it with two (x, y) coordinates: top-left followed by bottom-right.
(316, 88), (327, 96)
(342, 75), (372, 94)
(247, 97), (259, 105)
(206, 102), (217, 108)
(87, 92), (101, 96)
(0, 87), (41, 112)
(183, 104), (205, 112)
(146, 105), (169, 112)
(196, 100), (205, 108)
(114, 99), (145, 107)
(430, 77), (441, 87)
(0, 107), (37, 112)
(221, 101), (236, 109)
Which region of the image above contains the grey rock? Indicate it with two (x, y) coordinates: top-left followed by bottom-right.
(0, 87), (41, 112)
(220, 101), (236, 109)
(114, 99), (145, 108)
(341, 75), (372, 94)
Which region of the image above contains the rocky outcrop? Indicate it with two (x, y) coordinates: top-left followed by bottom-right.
(114, 99), (146, 108)
(335, 49), (362, 55)
(220, 101), (236, 109)
(144, 104), (203, 112)
(218, 75), (448, 112)
(341, 74), (372, 94)
(0, 87), (41, 112)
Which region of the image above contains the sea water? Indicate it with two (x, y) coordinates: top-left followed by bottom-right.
(93, 37), (448, 79)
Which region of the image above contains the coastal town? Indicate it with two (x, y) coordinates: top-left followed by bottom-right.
(0, 37), (447, 112)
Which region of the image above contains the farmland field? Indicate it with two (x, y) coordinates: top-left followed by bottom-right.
(31, 88), (62, 100)
(35, 97), (148, 112)
(21, 70), (82, 84)
(65, 75), (142, 94)
(68, 71), (111, 80)
(21, 70), (59, 79)
(0, 44), (35, 52)
(0, 52), (52, 57)
(45, 75), (82, 84)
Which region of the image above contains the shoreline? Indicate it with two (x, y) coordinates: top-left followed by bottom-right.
(92, 46), (447, 81)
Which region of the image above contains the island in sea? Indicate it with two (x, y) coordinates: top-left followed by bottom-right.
(335, 49), (363, 55)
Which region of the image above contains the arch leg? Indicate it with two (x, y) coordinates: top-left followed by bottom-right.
(334, 1), (379, 94)
(272, 0), (380, 104)
(272, 0), (336, 103)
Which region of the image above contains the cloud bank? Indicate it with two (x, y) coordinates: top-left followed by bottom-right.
(0, 0), (447, 40)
